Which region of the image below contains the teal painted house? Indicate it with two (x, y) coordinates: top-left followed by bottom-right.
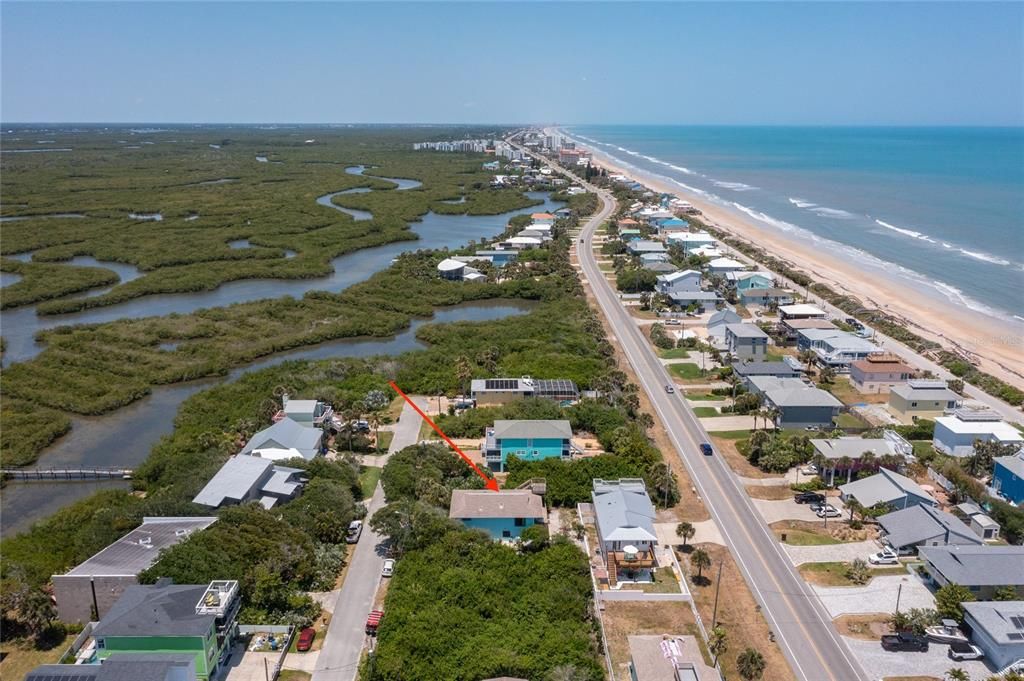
(484, 419), (573, 472)
(91, 580), (240, 680)
(449, 489), (546, 540)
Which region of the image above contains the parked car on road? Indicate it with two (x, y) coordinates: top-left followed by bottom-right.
(665, 319), (681, 326)
(665, 385), (675, 393)
(794, 492), (825, 504)
(881, 632), (929, 652)
(346, 520), (363, 544)
(800, 464), (818, 475)
(869, 548), (899, 565)
(948, 641), (984, 661)
(296, 627), (316, 652)
(816, 505), (841, 518)
(700, 443), (714, 456)
(382, 559), (395, 577)
(366, 609), (383, 636)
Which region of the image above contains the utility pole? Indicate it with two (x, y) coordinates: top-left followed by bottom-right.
(895, 583), (903, 615)
(711, 560), (725, 627)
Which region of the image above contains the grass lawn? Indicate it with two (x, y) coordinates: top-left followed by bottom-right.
(417, 420), (439, 442)
(279, 672), (312, 681)
(619, 567), (682, 594)
(706, 429), (752, 440)
(668, 363), (704, 380)
(0, 635), (73, 681)
(824, 379), (888, 406)
(911, 440), (935, 458)
(657, 347), (693, 359)
(684, 392), (721, 401)
(834, 412), (871, 429)
(359, 466), (382, 499)
(375, 430), (394, 452)
(775, 529), (842, 546)
(692, 406), (721, 417)
(799, 562), (906, 587)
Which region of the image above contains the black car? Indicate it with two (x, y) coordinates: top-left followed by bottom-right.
(700, 443), (713, 456)
(881, 633), (929, 652)
(794, 492), (825, 504)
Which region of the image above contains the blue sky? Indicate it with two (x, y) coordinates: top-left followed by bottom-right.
(2, 2), (1021, 125)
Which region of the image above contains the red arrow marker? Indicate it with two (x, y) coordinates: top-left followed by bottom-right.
(389, 381), (499, 491)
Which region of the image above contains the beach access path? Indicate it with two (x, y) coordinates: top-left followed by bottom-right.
(311, 396), (426, 681)
(516, 138), (869, 681)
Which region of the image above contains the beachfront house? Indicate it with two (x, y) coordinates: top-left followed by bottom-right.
(961, 601), (1024, 671)
(706, 257), (747, 274)
(449, 489), (546, 541)
(666, 231), (716, 254)
(88, 579), (241, 681)
(809, 431), (913, 485)
(797, 328), (883, 369)
(690, 244), (723, 259)
(748, 376), (842, 430)
(241, 416), (324, 461)
(728, 271), (773, 292)
(192, 455), (305, 509)
(849, 354), (914, 394)
(655, 269), (702, 296)
(779, 316), (836, 342)
(919, 545), (1024, 600)
(469, 377), (579, 406)
(483, 419), (574, 472)
(739, 288), (795, 307)
(887, 379), (962, 423)
(654, 218), (689, 236)
(52, 517), (218, 624)
(779, 304), (827, 320)
(724, 323), (769, 360)
(839, 467), (936, 510)
(592, 479), (658, 586)
(877, 504), (982, 555)
(932, 408), (1023, 457)
(993, 453), (1024, 504)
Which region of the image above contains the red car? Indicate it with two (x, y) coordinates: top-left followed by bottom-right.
(296, 627), (316, 652)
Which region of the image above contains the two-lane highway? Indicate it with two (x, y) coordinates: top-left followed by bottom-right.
(519, 141), (868, 681)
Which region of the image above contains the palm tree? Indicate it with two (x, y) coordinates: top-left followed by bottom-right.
(647, 462), (676, 507)
(736, 648), (766, 681)
(689, 548), (711, 583)
(454, 355), (473, 397)
(847, 498), (864, 522)
(341, 406), (360, 451)
(837, 455), (854, 483)
(708, 626), (728, 664)
(765, 407), (781, 435)
(945, 668), (970, 681)
(368, 411), (383, 453)
(859, 450), (877, 472)
(676, 521), (695, 548)
(798, 349), (816, 372)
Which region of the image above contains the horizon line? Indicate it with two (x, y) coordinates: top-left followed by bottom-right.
(2, 121), (1022, 129)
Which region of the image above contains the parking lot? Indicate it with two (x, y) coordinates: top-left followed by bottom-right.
(813, 574), (934, 617)
(752, 496), (847, 524)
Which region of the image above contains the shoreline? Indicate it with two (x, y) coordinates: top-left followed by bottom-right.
(558, 129), (1024, 391)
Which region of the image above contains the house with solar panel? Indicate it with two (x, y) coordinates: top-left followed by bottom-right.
(961, 601), (1024, 671)
(469, 377), (579, 406)
(483, 420), (574, 472)
(919, 544), (1024, 600)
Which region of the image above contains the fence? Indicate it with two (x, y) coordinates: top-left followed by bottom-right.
(578, 503), (616, 681)
(58, 622), (95, 663)
(237, 624), (295, 681)
(927, 466), (955, 492)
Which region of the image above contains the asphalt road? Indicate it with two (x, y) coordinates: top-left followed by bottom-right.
(312, 398), (424, 681)
(520, 143), (869, 681)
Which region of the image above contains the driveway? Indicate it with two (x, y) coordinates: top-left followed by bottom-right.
(311, 396), (426, 681)
(654, 519), (725, 547)
(752, 497), (847, 523)
(813, 574), (934, 617)
(222, 645), (277, 681)
(782, 540), (880, 566)
(842, 636), (991, 681)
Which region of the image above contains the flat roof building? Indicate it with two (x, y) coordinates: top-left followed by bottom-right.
(469, 377), (578, 406)
(53, 517), (217, 624)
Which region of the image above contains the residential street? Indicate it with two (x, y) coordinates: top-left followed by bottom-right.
(522, 143), (870, 681)
(311, 397), (425, 681)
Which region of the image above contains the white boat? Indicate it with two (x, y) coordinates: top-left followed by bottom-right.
(925, 619), (968, 644)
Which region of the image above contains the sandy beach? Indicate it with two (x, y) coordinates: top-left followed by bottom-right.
(557, 130), (1024, 390)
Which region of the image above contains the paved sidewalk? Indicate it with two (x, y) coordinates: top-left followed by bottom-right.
(597, 591), (691, 602)
(782, 540), (879, 566)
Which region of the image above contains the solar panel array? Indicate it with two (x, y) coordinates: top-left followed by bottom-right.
(1011, 615), (1024, 629)
(484, 379), (520, 391)
(534, 379), (579, 398)
(25, 674), (98, 681)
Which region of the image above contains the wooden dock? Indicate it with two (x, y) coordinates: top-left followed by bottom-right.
(1, 467), (133, 481)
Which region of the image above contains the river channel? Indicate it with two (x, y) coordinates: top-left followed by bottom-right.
(0, 166), (561, 534)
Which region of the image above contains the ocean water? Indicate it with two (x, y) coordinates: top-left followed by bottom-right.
(568, 125), (1024, 321)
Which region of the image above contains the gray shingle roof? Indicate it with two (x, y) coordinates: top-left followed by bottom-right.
(877, 504), (981, 549)
(725, 323), (769, 339)
(962, 601), (1024, 645)
(26, 654), (196, 681)
(707, 310), (741, 329)
(449, 490), (545, 519)
(91, 583), (213, 638)
(811, 438), (898, 461)
(592, 479), (658, 544)
(839, 468), (935, 508)
(732, 361), (800, 377)
(240, 417), (322, 460)
(492, 420), (572, 440)
(920, 545), (1024, 586)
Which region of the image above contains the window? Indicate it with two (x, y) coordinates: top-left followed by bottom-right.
(96, 639), (105, 649)
(969, 585), (981, 592)
(911, 402), (918, 407)
(514, 518), (526, 527)
(502, 530), (511, 538)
